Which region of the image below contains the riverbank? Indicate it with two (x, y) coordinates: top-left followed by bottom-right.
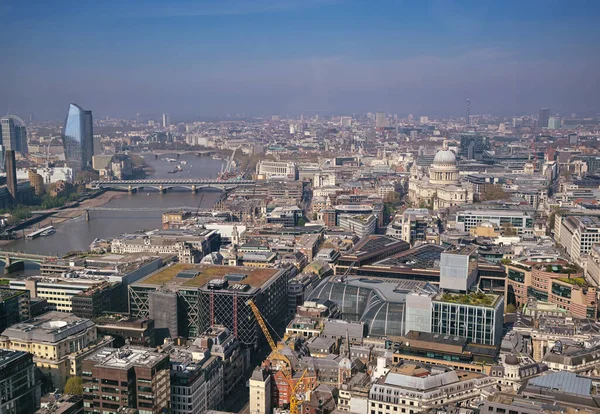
(0, 191), (127, 246)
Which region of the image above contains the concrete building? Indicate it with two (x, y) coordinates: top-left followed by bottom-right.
(249, 367), (272, 414)
(82, 346), (170, 413)
(455, 207), (534, 235)
(557, 215), (600, 265)
(129, 264), (290, 346)
(338, 214), (377, 238)
(0, 349), (41, 414)
(256, 161), (297, 180)
(368, 363), (495, 413)
(0, 312), (113, 390)
(9, 276), (123, 314)
(111, 229), (220, 263)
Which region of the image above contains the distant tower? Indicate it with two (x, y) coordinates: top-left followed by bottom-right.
(162, 113), (170, 128)
(136, 113), (141, 124)
(5, 150), (17, 202)
(466, 98), (471, 126)
(539, 108), (550, 128)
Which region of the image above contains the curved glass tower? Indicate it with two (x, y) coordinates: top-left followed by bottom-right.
(62, 103), (93, 172)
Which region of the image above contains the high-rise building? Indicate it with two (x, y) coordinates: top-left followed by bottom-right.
(136, 112), (141, 124)
(5, 150), (17, 202)
(162, 113), (170, 128)
(62, 103), (94, 173)
(375, 112), (386, 128)
(0, 349), (42, 413)
(548, 116), (561, 130)
(539, 108), (550, 128)
(1, 115), (27, 154)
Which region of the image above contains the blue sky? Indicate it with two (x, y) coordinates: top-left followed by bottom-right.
(2, 0), (599, 120)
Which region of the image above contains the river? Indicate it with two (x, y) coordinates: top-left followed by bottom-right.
(7, 154), (225, 256)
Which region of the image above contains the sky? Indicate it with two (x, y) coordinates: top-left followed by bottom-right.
(1, 0), (599, 121)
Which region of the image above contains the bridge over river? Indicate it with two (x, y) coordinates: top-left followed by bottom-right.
(0, 250), (57, 274)
(88, 179), (255, 193)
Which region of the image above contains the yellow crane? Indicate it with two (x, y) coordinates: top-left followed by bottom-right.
(247, 300), (311, 414)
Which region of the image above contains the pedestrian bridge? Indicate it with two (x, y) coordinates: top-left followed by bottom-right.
(89, 179), (255, 193)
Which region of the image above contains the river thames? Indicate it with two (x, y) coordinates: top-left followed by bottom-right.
(7, 154), (224, 256)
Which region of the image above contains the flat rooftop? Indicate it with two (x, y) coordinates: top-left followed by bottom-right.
(1, 311), (94, 343)
(133, 263), (280, 290)
(0, 288), (26, 301)
(435, 291), (501, 308)
(375, 244), (445, 270)
(86, 347), (165, 370)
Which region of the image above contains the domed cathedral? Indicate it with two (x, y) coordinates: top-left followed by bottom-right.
(408, 141), (472, 209)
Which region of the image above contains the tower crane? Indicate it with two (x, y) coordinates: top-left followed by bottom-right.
(247, 300), (313, 414)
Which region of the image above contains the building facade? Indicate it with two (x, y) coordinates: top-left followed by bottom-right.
(62, 103), (94, 173)
(0, 349), (41, 414)
(82, 347), (170, 414)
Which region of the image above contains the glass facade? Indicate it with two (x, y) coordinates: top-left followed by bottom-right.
(62, 103), (93, 172)
(431, 300), (503, 346)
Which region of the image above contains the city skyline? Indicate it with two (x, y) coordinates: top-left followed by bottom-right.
(2, 0), (599, 120)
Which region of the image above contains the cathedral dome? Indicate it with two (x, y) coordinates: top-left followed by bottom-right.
(433, 150), (456, 165)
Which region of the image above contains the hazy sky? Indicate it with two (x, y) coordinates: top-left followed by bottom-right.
(2, 0), (599, 121)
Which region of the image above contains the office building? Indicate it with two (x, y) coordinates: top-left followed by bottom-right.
(256, 160), (297, 179)
(455, 207), (534, 235)
(62, 103), (94, 172)
(162, 113), (170, 128)
(1, 115), (27, 154)
(0, 349), (42, 414)
(431, 291), (504, 346)
(167, 344), (224, 414)
(9, 276), (124, 315)
(368, 364), (494, 413)
(0, 288), (30, 332)
(557, 215), (600, 265)
(5, 149), (17, 201)
(539, 108), (550, 128)
(0, 312), (113, 390)
(95, 315), (155, 347)
(548, 116), (561, 129)
(340, 116), (352, 127)
(439, 246), (478, 292)
(82, 347), (170, 414)
(129, 264), (290, 346)
(375, 112), (386, 128)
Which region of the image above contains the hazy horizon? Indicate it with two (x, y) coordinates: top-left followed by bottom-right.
(2, 0), (599, 121)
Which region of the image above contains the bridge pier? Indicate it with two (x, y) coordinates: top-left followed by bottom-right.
(191, 185), (197, 194)
(4, 257), (24, 274)
(128, 185), (137, 194)
(159, 185), (165, 194)
(85, 209), (90, 221)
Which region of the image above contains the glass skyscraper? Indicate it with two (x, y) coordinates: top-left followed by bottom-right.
(0, 115), (27, 154)
(62, 103), (94, 172)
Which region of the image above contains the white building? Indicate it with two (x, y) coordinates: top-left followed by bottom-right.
(256, 161), (297, 180)
(17, 167), (73, 184)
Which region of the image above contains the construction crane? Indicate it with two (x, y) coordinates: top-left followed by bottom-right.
(247, 300), (311, 414)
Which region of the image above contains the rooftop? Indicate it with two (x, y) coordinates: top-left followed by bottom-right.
(375, 244), (445, 270)
(1, 312), (94, 344)
(134, 263), (280, 290)
(86, 346), (166, 370)
(435, 291), (500, 308)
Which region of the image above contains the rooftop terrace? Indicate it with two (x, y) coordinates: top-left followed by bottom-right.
(134, 263), (280, 289)
(436, 292), (500, 308)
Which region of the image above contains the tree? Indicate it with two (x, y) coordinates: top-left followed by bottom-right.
(64, 376), (83, 395)
(312, 212), (318, 220)
(384, 191), (400, 204)
(297, 217), (307, 226)
(481, 185), (507, 201)
(502, 222), (518, 237)
(505, 304), (517, 314)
